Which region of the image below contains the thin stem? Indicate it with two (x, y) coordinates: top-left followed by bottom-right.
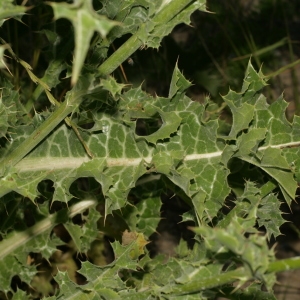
(265, 59), (300, 79)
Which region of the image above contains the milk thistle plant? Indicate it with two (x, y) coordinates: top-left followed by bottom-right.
(0, 0), (300, 299)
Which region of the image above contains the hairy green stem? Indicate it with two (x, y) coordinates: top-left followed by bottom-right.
(167, 256), (300, 295)
(98, 0), (195, 76)
(168, 268), (250, 295)
(0, 0), (197, 175)
(267, 256), (300, 273)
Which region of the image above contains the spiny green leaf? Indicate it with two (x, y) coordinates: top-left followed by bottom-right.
(61, 234), (149, 297)
(121, 179), (162, 238)
(144, 1), (207, 49)
(236, 147), (296, 207)
(0, 224), (58, 291)
(175, 262), (223, 285)
(2, 61), (298, 223)
(220, 61), (298, 206)
(98, 0), (150, 38)
(242, 62), (268, 96)
(223, 96), (255, 139)
(50, 0), (119, 84)
(169, 64), (193, 98)
(54, 271), (91, 298)
(236, 128), (267, 155)
(10, 288), (30, 300)
(78, 260), (126, 291)
(192, 221), (275, 285)
(63, 207), (100, 253)
(80, 208), (101, 251)
(219, 181), (285, 239)
(100, 76), (126, 98)
(257, 193), (285, 239)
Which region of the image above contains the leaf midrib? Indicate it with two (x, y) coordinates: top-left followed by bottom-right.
(14, 139), (300, 173)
